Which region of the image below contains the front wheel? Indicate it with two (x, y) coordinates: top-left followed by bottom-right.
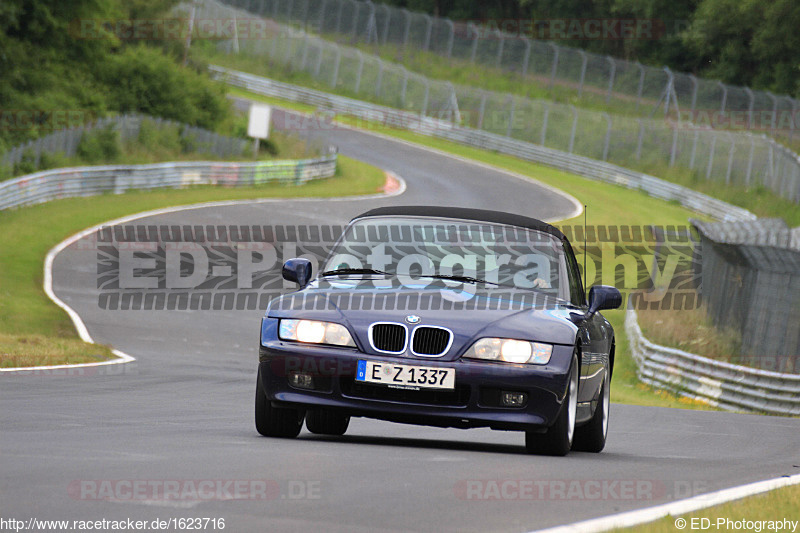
(572, 366), (610, 453)
(255, 369), (304, 438)
(525, 351), (579, 456)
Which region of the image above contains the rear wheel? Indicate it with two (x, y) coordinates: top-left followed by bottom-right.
(525, 351), (578, 456)
(572, 367), (610, 453)
(306, 409), (350, 436)
(255, 369), (304, 438)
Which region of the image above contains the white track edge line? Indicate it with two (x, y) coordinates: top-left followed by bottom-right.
(530, 472), (800, 533)
(2, 172), (406, 374)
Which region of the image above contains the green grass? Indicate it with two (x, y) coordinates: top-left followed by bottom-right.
(615, 483), (800, 532)
(209, 47), (799, 226)
(0, 155), (385, 368)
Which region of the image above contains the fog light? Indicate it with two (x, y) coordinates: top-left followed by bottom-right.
(501, 391), (527, 407)
(289, 372), (314, 390)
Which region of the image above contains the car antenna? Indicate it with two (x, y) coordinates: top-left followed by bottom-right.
(583, 205), (587, 292)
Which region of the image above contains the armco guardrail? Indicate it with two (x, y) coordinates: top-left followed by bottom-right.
(212, 66), (756, 222)
(0, 155), (336, 211)
(626, 308), (800, 416)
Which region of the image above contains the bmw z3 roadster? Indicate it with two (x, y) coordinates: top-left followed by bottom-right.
(256, 206), (621, 455)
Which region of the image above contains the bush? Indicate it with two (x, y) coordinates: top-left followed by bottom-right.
(77, 125), (121, 164)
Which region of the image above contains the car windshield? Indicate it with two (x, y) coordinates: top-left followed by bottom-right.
(321, 216), (566, 296)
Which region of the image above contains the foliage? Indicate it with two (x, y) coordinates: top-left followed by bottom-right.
(0, 0), (230, 151)
(379, 0), (800, 97)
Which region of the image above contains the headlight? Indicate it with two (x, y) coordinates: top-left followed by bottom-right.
(463, 338), (552, 364)
(279, 319), (356, 347)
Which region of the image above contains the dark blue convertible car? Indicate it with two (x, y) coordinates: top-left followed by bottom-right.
(256, 206), (620, 455)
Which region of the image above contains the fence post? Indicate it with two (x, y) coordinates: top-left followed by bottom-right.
(300, 0), (310, 30)
(506, 96), (515, 138)
(496, 30), (505, 66)
(540, 103), (549, 145)
(745, 136), (755, 186)
(706, 133), (717, 179)
(329, 45), (341, 87)
(766, 92), (778, 134)
(744, 87), (754, 129)
(548, 43), (559, 90)
(689, 130), (698, 169)
(354, 50), (364, 93)
(402, 9), (411, 50)
(374, 60), (384, 98)
(314, 42), (324, 78)
(469, 23), (479, 63)
(790, 98), (798, 144)
(421, 80), (430, 117)
(445, 19), (455, 58)
(300, 33), (310, 70)
(422, 14), (432, 51)
(351, 1), (361, 42)
(316, 0), (328, 33)
(335, 0), (344, 35)
(602, 113), (612, 161)
(605, 56), (616, 104)
(689, 74), (698, 114)
(669, 127), (678, 167)
(521, 38), (531, 78)
(568, 106), (578, 153)
(364, 1), (377, 45)
(635, 62), (645, 111)
(635, 119), (644, 160)
(477, 92), (487, 130)
(577, 50), (588, 98)
(725, 134), (735, 184)
(381, 4), (391, 45)
(399, 67), (408, 108)
(718, 81), (728, 116)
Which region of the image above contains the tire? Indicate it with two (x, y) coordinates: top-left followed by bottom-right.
(305, 409), (350, 436)
(572, 366), (610, 453)
(255, 369), (304, 438)
(525, 351), (579, 456)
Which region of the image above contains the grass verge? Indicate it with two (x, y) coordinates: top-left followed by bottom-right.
(0, 155), (385, 368)
(615, 483), (800, 532)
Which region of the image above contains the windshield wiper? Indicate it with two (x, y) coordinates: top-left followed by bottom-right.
(422, 274), (500, 285)
(320, 268), (392, 277)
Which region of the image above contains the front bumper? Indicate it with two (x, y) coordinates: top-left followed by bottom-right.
(258, 340), (573, 431)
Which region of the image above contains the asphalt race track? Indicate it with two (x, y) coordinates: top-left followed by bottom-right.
(2, 112), (799, 532)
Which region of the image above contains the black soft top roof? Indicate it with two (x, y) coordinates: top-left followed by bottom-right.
(353, 206), (566, 241)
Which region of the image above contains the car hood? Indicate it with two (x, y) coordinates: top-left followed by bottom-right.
(266, 282), (581, 360)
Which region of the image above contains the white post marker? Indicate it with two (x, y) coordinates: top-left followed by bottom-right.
(248, 104), (272, 157)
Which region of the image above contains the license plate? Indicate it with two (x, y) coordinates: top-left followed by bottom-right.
(356, 360), (455, 390)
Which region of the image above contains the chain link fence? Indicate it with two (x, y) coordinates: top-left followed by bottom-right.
(1, 114), (250, 177)
(222, 0), (799, 144)
(691, 219), (800, 366)
(194, 0), (800, 204)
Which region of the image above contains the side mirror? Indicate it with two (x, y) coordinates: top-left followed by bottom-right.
(587, 285), (622, 317)
(282, 258), (313, 288)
